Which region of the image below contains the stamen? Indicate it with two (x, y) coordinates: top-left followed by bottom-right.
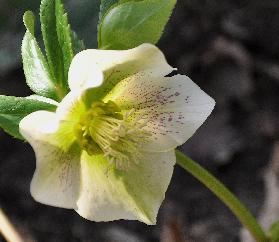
(74, 101), (150, 170)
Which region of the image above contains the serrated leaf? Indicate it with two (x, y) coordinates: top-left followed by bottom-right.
(99, 0), (118, 20)
(40, 0), (65, 93)
(22, 11), (58, 100)
(99, 0), (135, 20)
(55, 0), (74, 82)
(98, 0), (176, 50)
(40, 0), (85, 97)
(0, 95), (56, 139)
(0, 95), (56, 114)
(72, 31), (86, 54)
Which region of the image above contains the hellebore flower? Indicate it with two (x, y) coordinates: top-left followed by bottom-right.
(19, 44), (215, 224)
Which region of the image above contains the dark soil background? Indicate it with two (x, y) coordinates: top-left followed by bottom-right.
(0, 0), (279, 241)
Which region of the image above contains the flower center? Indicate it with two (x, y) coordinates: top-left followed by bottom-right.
(74, 101), (149, 170)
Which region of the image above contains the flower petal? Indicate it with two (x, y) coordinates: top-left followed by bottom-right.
(68, 57), (104, 91)
(106, 73), (215, 151)
(19, 111), (80, 209)
(56, 90), (87, 122)
(75, 150), (176, 225)
(69, 44), (175, 103)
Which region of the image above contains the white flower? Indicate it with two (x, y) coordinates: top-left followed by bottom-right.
(19, 44), (215, 224)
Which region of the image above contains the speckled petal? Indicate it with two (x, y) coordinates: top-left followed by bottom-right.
(106, 73), (215, 151)
(19, 111), (80, 208)
(75, 150), (176, 224)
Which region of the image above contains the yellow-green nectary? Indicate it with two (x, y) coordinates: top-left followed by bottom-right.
(19, 44), (215, 224)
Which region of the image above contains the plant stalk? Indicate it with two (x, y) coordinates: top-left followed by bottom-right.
(176, 150), (269, 242)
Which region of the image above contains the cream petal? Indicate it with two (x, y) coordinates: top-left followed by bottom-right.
(55, 90), (87, 122)
(107, 73), (215, 151)
(68, 56), (104, 91)
(19, 111), (80, 208)
(69, 44), (175, 104)
(75, 150), (176, 225)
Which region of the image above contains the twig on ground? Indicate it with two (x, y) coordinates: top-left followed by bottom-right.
(0, 207), (25, 242)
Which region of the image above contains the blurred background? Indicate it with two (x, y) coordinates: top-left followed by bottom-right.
(0, 0), (279, 241)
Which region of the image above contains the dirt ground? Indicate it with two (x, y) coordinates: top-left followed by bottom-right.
(0, 0), (279, 241)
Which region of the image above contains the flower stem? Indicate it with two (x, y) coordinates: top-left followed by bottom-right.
(175, 150), (269, 242)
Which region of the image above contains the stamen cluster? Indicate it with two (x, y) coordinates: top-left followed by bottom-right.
(74, 101), (150, 170)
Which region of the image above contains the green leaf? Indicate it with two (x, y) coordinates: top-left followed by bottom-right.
(22, 11), (58, 100)
(100, 0), (118, 21)
(71, 31), (86, 54)
(40, 0), (66, 93)
(99, 0), (136, 20)
(0, 115), (23, 139)
(0, 95), (56, 139)
(40, 0), (86, 98)
(98, 0), (176, 50)
(269, 221), (279, 242)
(55, 0), (74, 82)
(0, 95), (56, 114)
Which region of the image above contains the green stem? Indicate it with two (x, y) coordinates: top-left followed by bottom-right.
(175, 150), (269, 242)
